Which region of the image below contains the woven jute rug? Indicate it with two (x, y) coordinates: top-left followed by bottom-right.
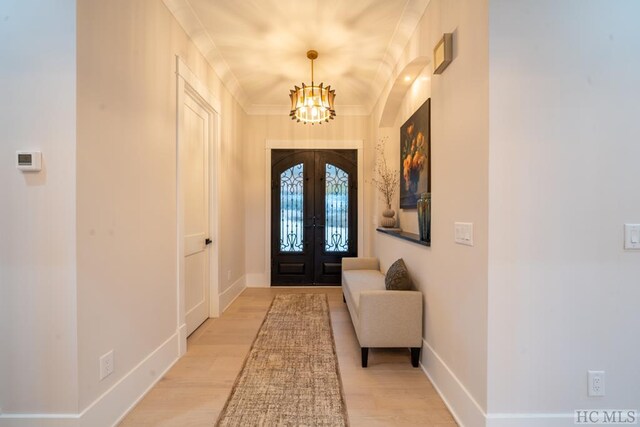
(216, 293), (349, 426)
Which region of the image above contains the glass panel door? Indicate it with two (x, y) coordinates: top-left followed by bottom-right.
(271, 149), (357, 285)
(325, 164), (349, 252)
(279, 163), (304, 252)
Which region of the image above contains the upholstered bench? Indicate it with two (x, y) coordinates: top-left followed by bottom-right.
(341, 257), (423, 367)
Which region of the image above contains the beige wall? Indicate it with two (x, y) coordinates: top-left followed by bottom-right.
(0, 0), (79, 414)
(487, 0), (640, 420)
(77, 0), (245, 410)
(370, 0), (489, 424)
(243, 115), (372, 285)
(218, 90), (246, 293)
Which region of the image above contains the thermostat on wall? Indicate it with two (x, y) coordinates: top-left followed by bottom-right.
(16, 151), (42, 172)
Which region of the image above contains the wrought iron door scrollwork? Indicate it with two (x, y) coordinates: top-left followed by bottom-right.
(279, 163), (304, 252)
(325, 164), (349, 252)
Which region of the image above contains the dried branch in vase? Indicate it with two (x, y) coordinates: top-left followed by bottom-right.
(371, 137), (399, 209)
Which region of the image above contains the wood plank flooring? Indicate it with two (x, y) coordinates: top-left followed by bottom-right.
(120, 288), (457, 426)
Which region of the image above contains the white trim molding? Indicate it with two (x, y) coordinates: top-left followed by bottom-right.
(176, 57), (221, 113)
(164, 0), (248, 110)
(175, 55), (222, 351)
(82, 333), (179, 426)
(219, 275), (246, 313)
(486, 413), (575, 427)
(178, 323), (188, 357)
(261, 140), (365, 288)
(0, 414), (80, 427)
(418, 341), (575, 427)
(419, 338), (486, 427)
(163, 0), (431, 116)
(0, 334), (180, 427)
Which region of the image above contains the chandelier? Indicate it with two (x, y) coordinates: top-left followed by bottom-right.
(289, 50), (336, 124)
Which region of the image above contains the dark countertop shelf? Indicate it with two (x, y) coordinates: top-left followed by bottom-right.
(376, 227), (430, 247)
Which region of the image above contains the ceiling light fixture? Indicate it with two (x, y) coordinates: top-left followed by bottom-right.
(289, 50), (336, 125)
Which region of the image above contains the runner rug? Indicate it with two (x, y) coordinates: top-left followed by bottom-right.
(216, 293), (349, 426)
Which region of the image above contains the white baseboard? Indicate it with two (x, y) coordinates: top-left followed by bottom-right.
(82, 332), (179, 426)
(245, 272), (268, 287)
(486, 413), (575, 427)
(419, 338), (486, 427)
(178, 323), (187, 356)
(0, 414), (79, 427)
(419, 339), (577, 427)
(0, 333), (180, 427)
(219, 275), (246, 312)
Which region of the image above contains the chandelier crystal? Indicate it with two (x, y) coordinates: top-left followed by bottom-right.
(289, 50), (336, 124)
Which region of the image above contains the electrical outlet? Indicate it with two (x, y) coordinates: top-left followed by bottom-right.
(588, 370), (605, 396)
(99, 350), (114, 381)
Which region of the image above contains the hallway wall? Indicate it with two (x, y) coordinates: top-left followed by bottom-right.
(0, 0), (79, 415)
(370, 0), (490, 425)
(76, 0), (245, 413)
(487, 0), (640, 422)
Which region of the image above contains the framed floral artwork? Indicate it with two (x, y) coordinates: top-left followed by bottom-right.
(400, 98), (430, 208)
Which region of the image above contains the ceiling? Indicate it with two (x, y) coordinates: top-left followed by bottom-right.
(164, 0), (430, 115)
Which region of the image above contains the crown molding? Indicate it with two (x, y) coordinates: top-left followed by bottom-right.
(163, 0), (250, 111)
(164, 0), (431, 117)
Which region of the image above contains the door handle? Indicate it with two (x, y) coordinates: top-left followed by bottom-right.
(205, 238), (212, 245)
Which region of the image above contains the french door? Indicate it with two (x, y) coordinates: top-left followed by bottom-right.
(271, 150), (357, 285)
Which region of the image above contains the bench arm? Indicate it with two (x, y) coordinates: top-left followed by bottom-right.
(342, 257), (379, 271)
(358, 290), (423, 348)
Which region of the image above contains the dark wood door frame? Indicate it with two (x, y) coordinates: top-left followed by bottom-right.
(271, 149), (357, 285)
(261, 141), (363, 288)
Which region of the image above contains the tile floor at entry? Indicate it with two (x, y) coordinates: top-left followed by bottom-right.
(120, 288), (457, 426)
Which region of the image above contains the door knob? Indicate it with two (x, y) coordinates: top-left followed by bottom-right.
(205, 238), (212, 245)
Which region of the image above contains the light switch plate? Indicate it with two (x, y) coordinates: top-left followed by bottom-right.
(624, 224), (640, 250)
(455, 222), (474, 246)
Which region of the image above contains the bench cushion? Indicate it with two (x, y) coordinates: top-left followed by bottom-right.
(342, 270), (385, 313)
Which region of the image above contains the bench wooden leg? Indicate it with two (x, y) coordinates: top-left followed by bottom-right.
(361, 347), (369, 368)
(410, 347), (421, 367)
(343, 293), (346, 303)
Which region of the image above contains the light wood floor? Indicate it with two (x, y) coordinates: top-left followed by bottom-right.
(120, 288), (457, 426)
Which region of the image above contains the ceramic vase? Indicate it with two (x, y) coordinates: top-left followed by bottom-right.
(380, 207), (396, 228)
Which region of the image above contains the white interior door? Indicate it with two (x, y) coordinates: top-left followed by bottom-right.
(183, 93), (211, 336)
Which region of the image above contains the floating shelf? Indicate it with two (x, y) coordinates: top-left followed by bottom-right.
(376, 227), (430, 247)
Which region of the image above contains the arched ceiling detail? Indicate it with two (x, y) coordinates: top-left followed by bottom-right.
(378, 56), (430, 127)
(163, 0), (431, 115)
